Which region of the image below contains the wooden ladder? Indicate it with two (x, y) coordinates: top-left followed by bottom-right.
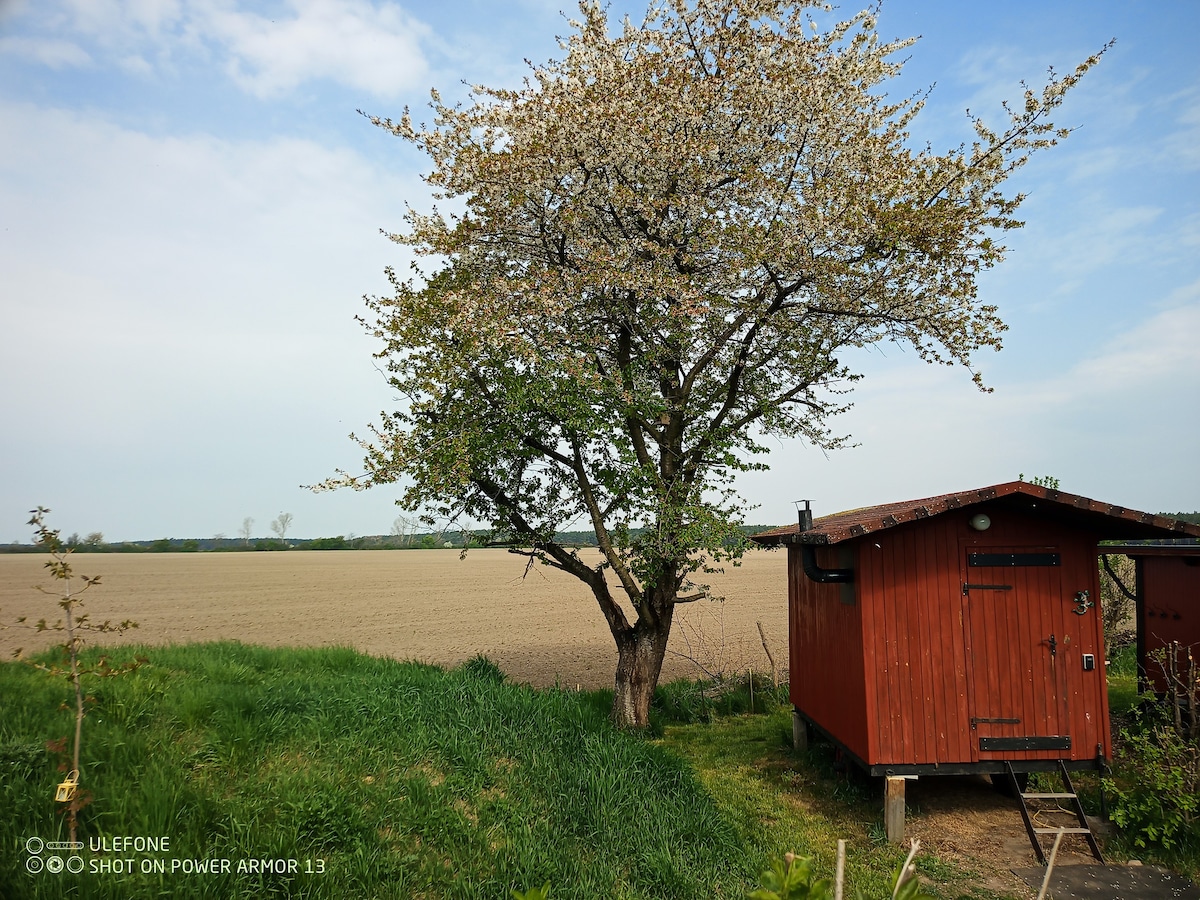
(1006, 761), (1105, 865)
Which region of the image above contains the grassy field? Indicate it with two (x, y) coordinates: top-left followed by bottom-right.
(1, 642), (992, 900)
(3, 544), (1195, 899)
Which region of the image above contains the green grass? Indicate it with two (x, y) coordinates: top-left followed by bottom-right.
(2, 644), (744, 899)
(1106, 641), (1140, 715)
(0, 644), (1002, 899)
(660, 713), (1002, 899)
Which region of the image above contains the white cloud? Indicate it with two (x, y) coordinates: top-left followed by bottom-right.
(1066, 287), (1200, 391)
(935, 288), (1200, 415)
(0, 97), (426, 333)
(204, 0), (430, 99)
(1035, 204), (1165, 286)
(736, 283), (1200, 521)
(61, 0), (182, 42)
(0, 35), (91, 67)
(4, 0), (431, 98)
(0, 99), (430, 537)
(1160, 86), (1200, 172)
(117, 52), (153, 75)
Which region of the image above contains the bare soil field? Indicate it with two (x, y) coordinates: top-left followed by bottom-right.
(0, 548), (788, 689)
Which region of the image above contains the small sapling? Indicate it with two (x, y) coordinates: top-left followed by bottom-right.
(7, 507), (145, 843)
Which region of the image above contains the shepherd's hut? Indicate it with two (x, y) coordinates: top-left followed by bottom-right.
(753, 481), (1200, 858)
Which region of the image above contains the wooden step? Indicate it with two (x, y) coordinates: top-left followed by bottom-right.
(1006, 761), (1105, 865)
(1033, 827), (1092, 834)
(1021, 792), (1077, 799)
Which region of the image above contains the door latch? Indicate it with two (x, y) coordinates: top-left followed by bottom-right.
(1047, 633), (1057, 656)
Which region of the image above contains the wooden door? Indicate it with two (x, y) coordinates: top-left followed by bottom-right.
(962, 547), (1072, 762)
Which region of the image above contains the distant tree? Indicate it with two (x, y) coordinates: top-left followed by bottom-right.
(270, 512), (294, 542)
(325, 2), (1104, 727)
(83, 532), (104, 548)
(390, 515), (417, 548)
(239, 517), (254, 546)
(309, 536), (350, 550)
(1161, 511), (1200, 525)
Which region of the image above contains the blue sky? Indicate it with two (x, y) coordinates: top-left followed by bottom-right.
(1, 0), (1197, 542)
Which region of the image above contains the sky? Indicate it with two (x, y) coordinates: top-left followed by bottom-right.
(0, 0), (1197, 543)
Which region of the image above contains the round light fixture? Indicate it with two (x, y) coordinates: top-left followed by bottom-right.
(969, 513), (991, 531)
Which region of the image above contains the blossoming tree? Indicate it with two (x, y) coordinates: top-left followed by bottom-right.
(326, 0), (1105, 727)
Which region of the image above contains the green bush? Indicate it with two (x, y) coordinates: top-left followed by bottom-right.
(747, 852), (833, 899)
(1105, 708), (1200, 851)
(307, 536), (349, 550)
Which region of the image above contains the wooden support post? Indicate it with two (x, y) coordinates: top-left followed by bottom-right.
(834, 839), (846, 900)
(885, 776), (906, 844)
(792, 708), (808, 752)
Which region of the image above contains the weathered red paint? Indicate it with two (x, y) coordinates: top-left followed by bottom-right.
(757, 482), (1200, 773)
(1107, 544), (1200, 694)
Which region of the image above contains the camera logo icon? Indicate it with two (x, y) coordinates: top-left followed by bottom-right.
(24, 837), (85, 875)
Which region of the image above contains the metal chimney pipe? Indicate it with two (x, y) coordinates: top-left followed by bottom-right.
(795, 499), (854, 584)
(796, 500), (813, 532)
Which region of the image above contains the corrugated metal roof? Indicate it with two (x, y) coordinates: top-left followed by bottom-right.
(752, 481), (1200, 546)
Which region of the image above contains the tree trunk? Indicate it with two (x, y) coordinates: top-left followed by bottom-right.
(611, 607), (674, 728)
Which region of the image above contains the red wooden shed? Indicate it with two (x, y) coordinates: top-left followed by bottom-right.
(752, 482), (1200, 782)
(1101, 541), (1200, 694)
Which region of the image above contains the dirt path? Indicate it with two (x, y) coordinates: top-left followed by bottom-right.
(901, 774), (1121, 897)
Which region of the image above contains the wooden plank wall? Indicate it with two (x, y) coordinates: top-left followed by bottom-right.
(850, 507), (1109, 766)
(857, 514), (972, 766)
(1141, 556), (1200, 693)
(789, 545), (870, 761)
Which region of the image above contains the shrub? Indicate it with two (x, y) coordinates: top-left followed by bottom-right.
(1105, 645), (1200, 851)
(1105, 718), (1200, 850)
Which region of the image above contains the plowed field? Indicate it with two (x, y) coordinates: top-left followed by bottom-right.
(0, 549), (788, 689)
